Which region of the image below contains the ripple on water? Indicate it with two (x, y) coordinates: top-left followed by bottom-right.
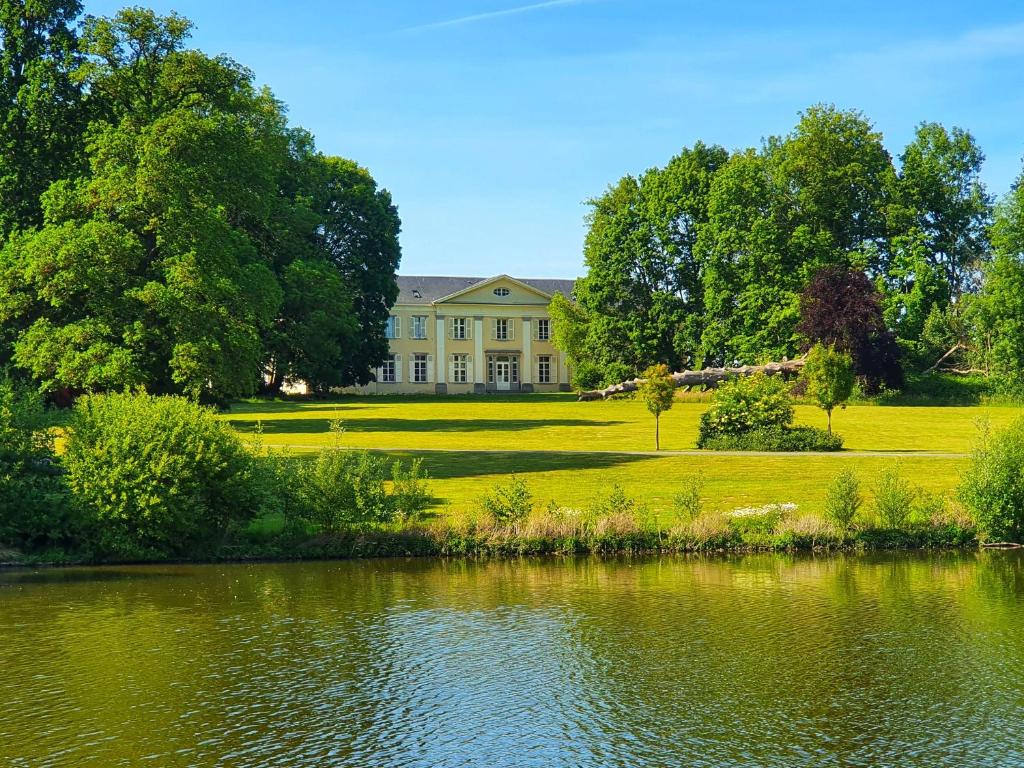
(1, 553), (1024, 767)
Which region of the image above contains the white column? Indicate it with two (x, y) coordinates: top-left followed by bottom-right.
(435, 316), (446, 385)
(473, 317), (484, 383)
(522, 317), (532, 385)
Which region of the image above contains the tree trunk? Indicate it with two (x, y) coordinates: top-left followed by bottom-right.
(655, 414), (660, 451)
(827, 409), (832, 436)
(578, 359), (806, 401)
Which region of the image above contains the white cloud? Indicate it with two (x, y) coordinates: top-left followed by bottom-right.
(401, 0), (592, 33)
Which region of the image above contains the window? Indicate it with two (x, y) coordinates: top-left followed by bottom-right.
(451, 317), (468, 340)
(385, 316), (400, 339)
(494, 318), (511, 341)
(493, 287), (510, 297)
(380, 355), (397, 383)
(536, 318), (550, 341)
(451, 354), (469, 383)
(537, 355), (552, 384)
(410, 315), (428, 340)
(413, 353), (429, 383)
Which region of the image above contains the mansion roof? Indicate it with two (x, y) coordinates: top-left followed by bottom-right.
(395, 275), (576, 305)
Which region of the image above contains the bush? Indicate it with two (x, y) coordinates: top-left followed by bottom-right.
(64, 392), (262, 559)
(824, 468), (861, 529)
(673, 473), (704, 521)
(874, 465), (915, 529)
(589, 484), (640, 518)
(699, 426), (842, 452)
(277, 420), (431, 532)
(0, 378), (71, 549)
(698, 373), (793, 441)
(391, 458), (431, 522)
(960, 419), (1024, 542)
(480, 475), (533, 524)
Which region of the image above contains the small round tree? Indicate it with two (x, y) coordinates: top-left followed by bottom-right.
(803, 343), (855, 435)
(638, 364), (676, 450)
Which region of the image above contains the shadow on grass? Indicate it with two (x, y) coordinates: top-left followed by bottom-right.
(230, 417), (625, 434)
(378, 450), (657, 481)
(231, 392), (579, 413)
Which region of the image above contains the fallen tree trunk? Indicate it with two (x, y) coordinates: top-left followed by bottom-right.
(578, 359), (806, 401)
(925, 343), (963, 374)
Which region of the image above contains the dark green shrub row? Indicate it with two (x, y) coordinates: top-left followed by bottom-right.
(699, 426), (842, 452)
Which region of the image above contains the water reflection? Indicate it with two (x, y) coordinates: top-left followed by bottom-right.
(2, 552), (1023, 767)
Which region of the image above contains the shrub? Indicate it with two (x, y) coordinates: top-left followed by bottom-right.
(0, 378), (71, 549)
(960, 419), (1024, 542)
(698, 373), (793, 443)
(480, 475), (533, 524)
(292, 449), (392, 531)
(874, 465), (915, 529)
(391, 458), (431, 522)
(824, 468), (861, 529)
(673, 473), (704, 521)
(699, 426), (842, 452)
(64, 392), (262, 559)
(589, 484), (639, 518)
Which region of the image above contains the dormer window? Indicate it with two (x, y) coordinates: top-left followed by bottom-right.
(412, 289), (422, 299)
(493, 287), (510, 297)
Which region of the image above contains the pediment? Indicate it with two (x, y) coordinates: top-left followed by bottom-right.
(436, 275), (553, 305)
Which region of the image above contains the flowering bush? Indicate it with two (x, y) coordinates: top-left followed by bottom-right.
(698, 373), (793, 443)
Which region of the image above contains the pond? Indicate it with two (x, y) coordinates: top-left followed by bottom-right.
(2, 553), (1024, 767)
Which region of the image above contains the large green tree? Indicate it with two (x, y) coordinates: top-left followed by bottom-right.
(0, 8), (401, 399)
(0, 0), (84, 238)
(0, 9), (286, 398)
(304, 155), (401, 389)
(569, 142), (727, 384)
(978, 171), (1024, 393)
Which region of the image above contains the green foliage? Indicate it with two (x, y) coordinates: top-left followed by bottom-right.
(480, 475), (533, 524)
(824, 469), (862, 529)
(673, 473), (704, 521)
(890, 122), (991, 303)
(280, 426), (430, 532)
(63, 392), (261, 559)
(698, 373), (793, 442)
(0, 8), (398, 400)
(638, 363), (676, 449)
(589, 483), (640, 518)
(567, 142), (729, 384)
(803, 344), (854, 433)
(293, 449), (390, 530)
(959, 419), (1024, 542)
(0, 376), (71, 548)
(874, 465), (916, 529)
(699, 426), (842, 452)
(0, 0), (84, 238)
(391, 458), (431, 523)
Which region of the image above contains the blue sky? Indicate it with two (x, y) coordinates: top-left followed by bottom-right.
(87, 0), (1024, 278)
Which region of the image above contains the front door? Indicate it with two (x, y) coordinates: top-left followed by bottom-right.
(495, 359), (511, 391)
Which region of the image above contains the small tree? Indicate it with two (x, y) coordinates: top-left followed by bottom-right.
(638, 364), (676, 450)
(804, 344), (855, 435)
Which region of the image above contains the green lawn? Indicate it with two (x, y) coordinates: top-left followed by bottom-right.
(223, 394), (1021, 517)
